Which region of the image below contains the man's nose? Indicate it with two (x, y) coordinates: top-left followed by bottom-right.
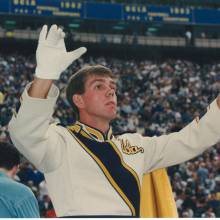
(106, 88), (115, 97)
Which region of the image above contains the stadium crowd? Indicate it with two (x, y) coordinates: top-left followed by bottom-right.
(0, 53), (220, 217)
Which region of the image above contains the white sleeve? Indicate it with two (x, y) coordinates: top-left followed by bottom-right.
(123, 98), (220, 173)
(8, 82), (65, 173)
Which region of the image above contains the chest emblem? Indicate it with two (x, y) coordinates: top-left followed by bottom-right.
(117, 138), (144, 155)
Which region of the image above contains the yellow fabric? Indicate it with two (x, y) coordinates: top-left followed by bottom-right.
(140, 168), (178, 218)
(216, 192), (220, 200)
(0, 92), (4, 104)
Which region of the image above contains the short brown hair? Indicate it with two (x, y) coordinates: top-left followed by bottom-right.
(66, 65), (114, 120)
(0, 142), (20, 170)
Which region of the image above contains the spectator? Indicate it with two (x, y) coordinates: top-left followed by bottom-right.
(0, 142), (40, 217)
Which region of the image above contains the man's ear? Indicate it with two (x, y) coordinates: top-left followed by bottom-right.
(11, 165), (19, 177)
(72, 94), (84, 109)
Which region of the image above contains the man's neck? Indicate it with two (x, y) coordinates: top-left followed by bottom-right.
(0, 168), (12, 178)
(79, 116), (110, 134)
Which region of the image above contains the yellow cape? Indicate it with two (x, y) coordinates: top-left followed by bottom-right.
(0, 91), (4, 104)
(140, 168), (178, 217)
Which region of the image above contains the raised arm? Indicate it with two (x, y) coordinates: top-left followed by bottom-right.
(119, 96), (220, 173)
(29, 24), (86, 98)
(144, 97), (220, 172)
(28, 78), (53, 98)
(8, 25), (86, 172)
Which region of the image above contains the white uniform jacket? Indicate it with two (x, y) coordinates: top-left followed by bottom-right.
(8, 83), (220, 217)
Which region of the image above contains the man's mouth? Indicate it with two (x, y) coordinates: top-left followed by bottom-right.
(106, 101), (116, 106)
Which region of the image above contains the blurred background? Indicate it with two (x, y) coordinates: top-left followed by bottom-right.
(1, 0), (220, 217)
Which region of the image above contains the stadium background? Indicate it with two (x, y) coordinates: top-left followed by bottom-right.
(1, 0), (220, 217)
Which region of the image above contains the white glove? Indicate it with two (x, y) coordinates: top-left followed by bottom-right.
(35, 24), (87, 79)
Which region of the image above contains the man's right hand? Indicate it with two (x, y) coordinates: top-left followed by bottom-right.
(35, 24), (86, 80)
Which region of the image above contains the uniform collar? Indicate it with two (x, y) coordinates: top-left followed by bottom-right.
(68, 121), (113, 142)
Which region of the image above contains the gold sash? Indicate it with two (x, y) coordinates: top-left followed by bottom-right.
(140, 168), (178, 218)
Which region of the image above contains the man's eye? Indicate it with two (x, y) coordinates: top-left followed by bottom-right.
(95, 85), (102, 89)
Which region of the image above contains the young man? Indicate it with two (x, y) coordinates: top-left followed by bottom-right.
(8, 24), (220, 217)
(0, 142), (40, 217)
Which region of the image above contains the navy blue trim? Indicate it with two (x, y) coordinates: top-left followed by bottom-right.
(15, 101), (21, 113)
(70, 130), (140, 217)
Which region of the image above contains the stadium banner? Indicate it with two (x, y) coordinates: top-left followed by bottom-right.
(0, 0), (10, 14)
(10, 0), (83, 18)
(1, 0), (220, 25)
(194, 8), (220, 25)
(85, 2), (122, 20)
(123, 4), (193, 24)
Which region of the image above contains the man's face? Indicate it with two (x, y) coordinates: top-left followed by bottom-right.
(77, 75), (117, 122)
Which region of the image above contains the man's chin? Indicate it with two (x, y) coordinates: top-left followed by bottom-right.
(107, 113), (117, 122)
